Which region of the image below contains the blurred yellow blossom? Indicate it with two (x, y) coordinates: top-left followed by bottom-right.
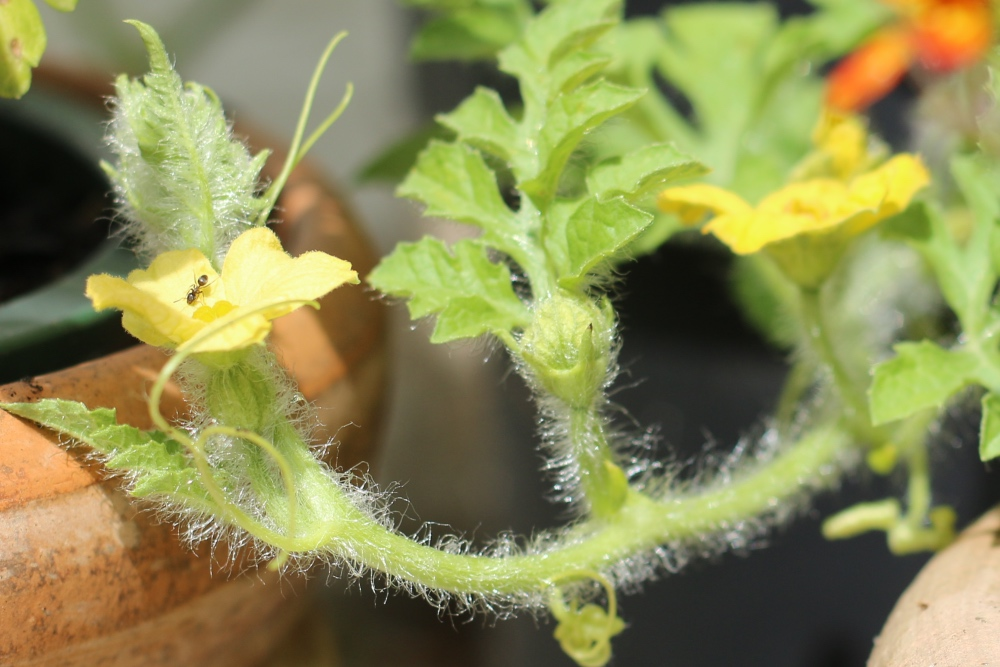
(658, 113), (930, 287)
(86, 227), (358, 361)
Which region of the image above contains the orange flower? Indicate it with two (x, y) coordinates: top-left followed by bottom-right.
(826, 0), (993, 111)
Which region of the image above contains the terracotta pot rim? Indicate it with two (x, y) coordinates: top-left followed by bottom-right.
(0, 64), (386, 667)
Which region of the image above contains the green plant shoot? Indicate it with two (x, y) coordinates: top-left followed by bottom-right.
(4, 1), (1000, 664)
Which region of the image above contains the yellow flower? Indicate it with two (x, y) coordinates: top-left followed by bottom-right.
(86, 227), (358, 360)
(657, 114), (930, 287)
(793, 110), (884, 182)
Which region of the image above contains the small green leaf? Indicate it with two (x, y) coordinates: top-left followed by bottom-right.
(519, 0), (618, 68)
(546, 197), (652, 288)
(979, 392), (1000, 461)
(109, 21), (270, 259)
(1, 398), (204, 500)
(498, 0), (619, 110)
(43, 0), (78, 11)
(399, 141), (517, 237)
(950, 153), (1000, 288)
(520, 80), (644, 206)
(0, 0), (46, 99)
(2, 397), (119, 440)
(433, 295), (522, 342)
(548, 50), (612, 98)
(624, 213), (683, 257)
(951, 151), (1000, 225)
(586, 143), (708, 202)
(436, 87), (521, 162)
(368, 237), (530, 341)
(900, 192), (995, 332)
(869, 341), (981, 424)
(410, 7), (527, 61)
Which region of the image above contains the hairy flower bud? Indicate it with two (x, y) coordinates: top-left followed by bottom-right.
(520, 292), (615, 409)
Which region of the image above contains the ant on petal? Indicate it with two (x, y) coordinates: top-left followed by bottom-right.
(179, 274), (212, 306)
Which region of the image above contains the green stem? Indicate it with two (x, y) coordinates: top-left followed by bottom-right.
(251, 422), (849, 596)
(798, 287), (879, 442)
(902, 437), (931, 526)
(568, 406), (627, 517)
(256, 31), (352, 226)
(773, 360), (813, 426)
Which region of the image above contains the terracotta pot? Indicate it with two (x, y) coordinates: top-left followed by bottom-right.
(0, 70), (385, 666)
(868, 506), (1000, 665)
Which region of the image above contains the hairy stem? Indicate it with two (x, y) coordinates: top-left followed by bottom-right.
(798, 287), (880, 442)
(567, 405), (627, 517)
(251, 421), (850, 598)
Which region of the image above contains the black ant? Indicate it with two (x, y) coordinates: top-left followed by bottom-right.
(180, 274), (211, 306)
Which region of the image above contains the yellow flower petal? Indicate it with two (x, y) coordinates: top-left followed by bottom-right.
(657, 106), (930, 287)
(705, 210), (823, 255)
(221, 226), (359, 321)
(86, 226), (359, 361)
(87, 273), (205, 347)
(192, 300), (236, 323)
(812, 110), (872, 180)
(657, 184), (752, 225)
(185, 309), (272, 354)
(846, 154), (930, 223)
(125, 249), (223, 307)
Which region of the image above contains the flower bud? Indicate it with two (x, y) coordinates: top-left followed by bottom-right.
(520, 293), (615, 409)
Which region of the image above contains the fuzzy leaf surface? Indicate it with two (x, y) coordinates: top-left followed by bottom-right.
(520, 80), (644, 206)
(587, 143), (708, 202)
(398, 141), (518, 243)
(368, 237), (529, 340)
(546, 197), (652, 289)
(436, 87), (521, 163)
(869, 341), (982, 424)
(1, 398), (204, 500)
(498, 0), (619, 110)
(108, 21), (269, 261)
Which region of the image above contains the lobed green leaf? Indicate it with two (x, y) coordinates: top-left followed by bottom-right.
(516, 0), (617, 66)
(869, 341), (982, 425)
(399, 140), (518, 239)
(410, 6), (528, 61)
(520, 80), (644, 207)
(1, 398), (203, 500)
(436, 87), (521, 163)
(895, 169), (997, 333)
(107, 21), (270, 262)
(367, 237), (530, 341)
(648, 2), (853, 196)
(545, 197), (652, 289)
(586, 143), (708, 203)
(498, 0), (619, 107)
